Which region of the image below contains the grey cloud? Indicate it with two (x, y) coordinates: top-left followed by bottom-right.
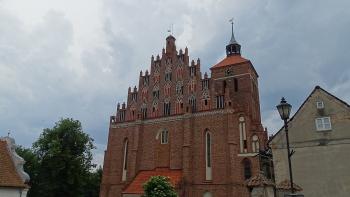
(1, 0), (350, 167)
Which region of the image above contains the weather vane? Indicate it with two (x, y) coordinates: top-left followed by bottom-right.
(167, 24), (174, 35)
(229, 18), (234, 34)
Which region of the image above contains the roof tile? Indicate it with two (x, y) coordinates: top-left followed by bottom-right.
(0, 140), (27, 188)
(211, 55), (249, 69)
(123, 168), (182, 194)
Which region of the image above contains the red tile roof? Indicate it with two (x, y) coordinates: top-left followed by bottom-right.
(276, 179), (303, 191)
(0, 140), (27, 188)
(211, 55), (249, 69)
(123, 168), (182, 194)
(246, 172), (275, 187)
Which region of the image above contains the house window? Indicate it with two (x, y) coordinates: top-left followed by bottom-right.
(315, 117), (332, 131)
(122, 140), (128, 181)
(316, 101), (324, 109)
(161, 130), (169, 144)
(243, 158), (252, 180)
(216, 95), (224, 109)
(252, 135), (260, 153)
(164, 102), (171, 116)
(205, 130), (212, 180)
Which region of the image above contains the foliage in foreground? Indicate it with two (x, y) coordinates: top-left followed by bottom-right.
(142, 176), (178, 197)
(16, 118), (102, 197)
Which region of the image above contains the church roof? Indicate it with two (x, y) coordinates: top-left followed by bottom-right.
(246, 172), (275, 187)
(210, 55), (249, 69)
(0, 139), (28, 188)
(122, 168), (182, 194)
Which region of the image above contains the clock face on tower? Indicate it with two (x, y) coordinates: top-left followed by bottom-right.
(225, 68), (232, 76)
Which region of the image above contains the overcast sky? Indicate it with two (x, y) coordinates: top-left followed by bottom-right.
(1, 0), (349, 167)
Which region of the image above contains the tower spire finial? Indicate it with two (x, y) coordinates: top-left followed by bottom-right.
(228, 18), (237, 44)
(167, 24), (174, 36)
(226, 18), (241, 56)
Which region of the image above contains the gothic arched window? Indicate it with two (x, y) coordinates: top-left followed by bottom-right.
(239, 116), (247, 153)
(122, 139), (128, 181)
(205, 130), (212, 180)
(252, 135), (260, 153)
(189, 96), (196, 112)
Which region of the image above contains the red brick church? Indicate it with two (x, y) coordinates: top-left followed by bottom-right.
(100, 26), (268, 197)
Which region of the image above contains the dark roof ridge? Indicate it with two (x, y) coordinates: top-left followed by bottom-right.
(268, 85), (350, 143)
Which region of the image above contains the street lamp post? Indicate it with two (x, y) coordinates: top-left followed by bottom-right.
(276, 97), (295, 194)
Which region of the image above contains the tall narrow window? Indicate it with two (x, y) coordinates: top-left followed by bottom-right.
(216, 95), (224, 109)
(119, 110), (125, 121)
(189, 96), (196, 112)
(141, 105), (147, 119)
(223, 80), (227, 93)
(239, 116), (247, 153)
(190, 66), (196, 77)
(243, 158), (252, 180)
(122, 140), (128, 181)
(234, 78), (238, 92)
(252, 135), (260, 153)
(161, 129), (169, 144)
(143, 76), (149, 86)
(202, 79), (209, 90)
(165, 72), (172, 81)
(164, 102), (171, 116)
(205, 130), (212, 180)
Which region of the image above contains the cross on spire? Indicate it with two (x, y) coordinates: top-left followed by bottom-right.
(167, 24), (174, 35)
(229, 18), (234, 35)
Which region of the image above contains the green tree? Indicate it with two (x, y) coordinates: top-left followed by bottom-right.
(142, 176), (178, 197)
(15, 146), (40, 197)
(83, 166), (103, 197)
(32, 118), (96, 197)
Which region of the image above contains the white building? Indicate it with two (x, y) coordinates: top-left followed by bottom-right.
(269, 86), (350, 197)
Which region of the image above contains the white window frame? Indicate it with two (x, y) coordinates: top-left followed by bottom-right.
(316, 101), (324, 109)
(315, 117), (332, 131)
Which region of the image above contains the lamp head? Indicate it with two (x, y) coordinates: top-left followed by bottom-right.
(276, 97), (292, 120)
